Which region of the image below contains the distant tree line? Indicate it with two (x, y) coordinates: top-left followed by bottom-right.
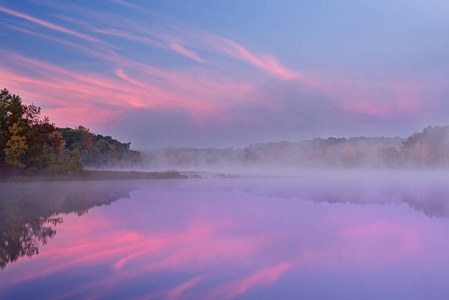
(0, 89), (141, 177)
(145, 126), (449, 170)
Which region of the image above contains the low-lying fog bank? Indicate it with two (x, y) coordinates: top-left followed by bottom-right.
(136, 125), (449, 176)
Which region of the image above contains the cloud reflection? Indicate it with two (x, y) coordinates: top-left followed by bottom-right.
(2, 177), (449, 299)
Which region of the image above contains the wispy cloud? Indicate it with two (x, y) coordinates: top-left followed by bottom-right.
(0, 48), (255, 129)
(0, 6), (105, 45)
(168, 42), (205, 63)
(202, 36), (304, 80)
(95, 1), (303, 80)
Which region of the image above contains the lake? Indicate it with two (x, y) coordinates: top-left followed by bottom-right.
(1, 174), (449, 299)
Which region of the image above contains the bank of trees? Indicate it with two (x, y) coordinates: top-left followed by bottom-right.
(400, 126), (449, 167)
(0, 89), (66, 174)
(58, 126), (141, 169)
(145, 127), (449, 170)
(0, 89), (141, 176)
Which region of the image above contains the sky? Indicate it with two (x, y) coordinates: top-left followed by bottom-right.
(1, 0), (448, 149)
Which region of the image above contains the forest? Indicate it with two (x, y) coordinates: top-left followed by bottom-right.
(0, 89), (141, 177)
(145, 126), (449, 170)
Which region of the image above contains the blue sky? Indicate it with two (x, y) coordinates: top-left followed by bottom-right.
(1, 0), (448, 148)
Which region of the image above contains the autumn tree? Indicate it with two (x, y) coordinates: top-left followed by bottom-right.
(0, 89), (24, 167)
(4, 123), (28, 168)
(0, 89), (64, 171)
(59, 127), (141, 168)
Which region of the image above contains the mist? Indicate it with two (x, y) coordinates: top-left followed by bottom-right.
(133, 125), (449, 177)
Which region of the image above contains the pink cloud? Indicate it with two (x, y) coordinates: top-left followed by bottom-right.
(311, 71), (434, 119)
(211, 37), (304, 81)
(0, 52), (256, 128)
(0, 4), (325, 132)
(341, 84), (429, 119)
(149, 27), (305, 81)
(63, 3), (303, 82)
(4, 1), (444, 132)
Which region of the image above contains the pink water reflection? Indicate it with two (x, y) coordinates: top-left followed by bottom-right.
(1, 178), (449, 300)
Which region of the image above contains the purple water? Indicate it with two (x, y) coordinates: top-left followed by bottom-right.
(1, 175), (449, 299)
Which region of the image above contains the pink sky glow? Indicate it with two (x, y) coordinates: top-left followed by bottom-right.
(1, 0), (447, 147)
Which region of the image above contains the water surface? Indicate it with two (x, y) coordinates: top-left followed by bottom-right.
(1, 175), (449, 299)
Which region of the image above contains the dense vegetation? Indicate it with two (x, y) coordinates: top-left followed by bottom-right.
(146, 126), (449, 170)
(59, 126), (141, 169)
(0, 89), (141, 178)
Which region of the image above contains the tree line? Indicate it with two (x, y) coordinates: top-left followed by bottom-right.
(145, 127), (449, 170)
(0, 89), (141, 177)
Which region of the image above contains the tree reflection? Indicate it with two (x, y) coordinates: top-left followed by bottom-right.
(217, 178), (449, 219)
(403, 188), (449, 218)
(0, 181), (136, 269)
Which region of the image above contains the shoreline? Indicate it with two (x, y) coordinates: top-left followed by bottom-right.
(0, 170), (188, 183)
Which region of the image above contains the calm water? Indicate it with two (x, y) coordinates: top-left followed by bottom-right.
(1, 175), (449, 300)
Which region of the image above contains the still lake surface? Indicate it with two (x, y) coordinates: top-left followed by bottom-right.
(1, 174), (449, 299)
